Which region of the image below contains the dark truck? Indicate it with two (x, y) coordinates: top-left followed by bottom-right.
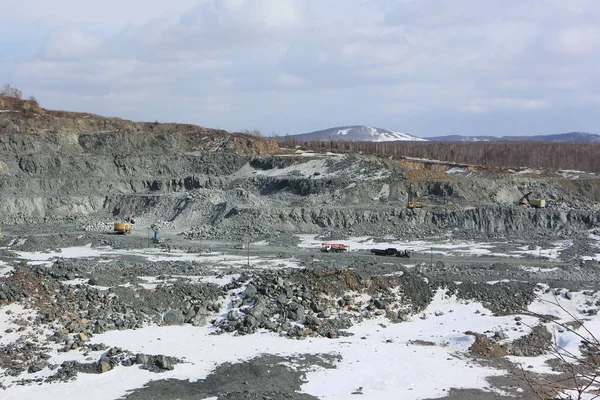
(370, 248), (411, 258)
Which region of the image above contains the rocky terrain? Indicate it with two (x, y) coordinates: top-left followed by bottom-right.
(1, 97), (600, 399)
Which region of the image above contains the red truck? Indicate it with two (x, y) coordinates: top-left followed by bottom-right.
(320, 243), (349, 253)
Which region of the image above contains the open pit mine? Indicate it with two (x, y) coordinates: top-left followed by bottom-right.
(1, 97), (600, 399)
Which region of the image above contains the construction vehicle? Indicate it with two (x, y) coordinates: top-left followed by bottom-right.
(370, 248), (411, 258)
(113, 222), (132, 234)
(407, 183), (423, 209)
(528, 199), (546, 208)
(320, 243), (349, 253)
(519, 192), (546, 208)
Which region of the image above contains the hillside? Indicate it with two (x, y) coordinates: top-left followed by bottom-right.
(0, 96), (279, 155)
(0, 95), (599, 233)
(291, 125), (426, 142)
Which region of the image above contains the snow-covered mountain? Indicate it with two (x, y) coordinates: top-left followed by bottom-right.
(291, 126), (427, 142)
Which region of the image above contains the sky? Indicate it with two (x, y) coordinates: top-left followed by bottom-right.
(1, 0), (599, 137)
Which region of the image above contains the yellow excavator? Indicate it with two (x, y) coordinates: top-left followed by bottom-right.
(407, 201), (423, 209)
(519, 192), (546, 208)
(407, 183), (423, 209)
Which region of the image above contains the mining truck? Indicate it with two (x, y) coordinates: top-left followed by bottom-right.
(370, 248), (411, 258)
(113, 222), (132, 234)
(114, 216), (135, 234)
(407, 202), (423, 209)
(320, 243), (349, 253)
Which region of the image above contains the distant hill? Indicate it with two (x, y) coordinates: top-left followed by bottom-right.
(291, 126), (427, 142)
(426, 132), (600, 142)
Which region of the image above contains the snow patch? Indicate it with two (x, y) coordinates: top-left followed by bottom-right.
(2, 293), (538, 400)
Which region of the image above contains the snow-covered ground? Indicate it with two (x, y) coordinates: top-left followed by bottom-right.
(508, 287), (600, 397)
(2, 237), (599, 399)
(2, 290), (541, 400)
(297, 235), (573, 260)
(0, 260), (12, 277)
(11, 244), (302, 270)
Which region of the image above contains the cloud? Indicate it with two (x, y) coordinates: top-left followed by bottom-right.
(0, 0), (599, 136)
(460, 98), (549, 114)
(553, 25), (600, 56)
(40, 26), (103, 60)
(0, 0), (199, 32)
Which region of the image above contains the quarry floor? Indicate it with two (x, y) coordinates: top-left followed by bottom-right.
(1, 225), (600, 399)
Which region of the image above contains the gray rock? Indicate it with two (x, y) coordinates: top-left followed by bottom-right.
(304, 315), (321, 327)
(227, 310), (241, 322)
(163, 310), (185, 325)
(191, 314), (208, 327)
(98, 361), (111, 373)
(565, 292), (573, 300)
(494, 331), (507, 340)
(157, 355), (173, 371)
(296, 305), (305, 320)
(136, 354), (149, 365)
(28, 362), (48, 373)
(245, 284), (258, 298)
(374, 299), (386, 310)
(244, 315), (258, 329)
(277, 294), (288, 304)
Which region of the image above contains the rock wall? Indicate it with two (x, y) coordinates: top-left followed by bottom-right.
(0, 130), (599, 239)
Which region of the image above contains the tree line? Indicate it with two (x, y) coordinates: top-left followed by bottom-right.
(279, 136), (600, 173)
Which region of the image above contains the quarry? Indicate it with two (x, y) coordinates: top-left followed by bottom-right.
(1, 98), (600, 399)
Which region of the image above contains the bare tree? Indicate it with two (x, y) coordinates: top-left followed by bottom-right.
(520, 294), (600, 399)
(0, 84), (23, 99)
(241, 129), (262, 137)
(287, 139), (600, 173)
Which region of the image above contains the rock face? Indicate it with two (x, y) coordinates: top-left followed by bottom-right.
(1, 104), (600, 240)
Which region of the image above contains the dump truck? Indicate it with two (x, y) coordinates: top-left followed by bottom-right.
(370, 248), (411, 258)
(407, 202), (423, 209)
(113, 222), (132, 234)
(320, 243), (349, 253)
